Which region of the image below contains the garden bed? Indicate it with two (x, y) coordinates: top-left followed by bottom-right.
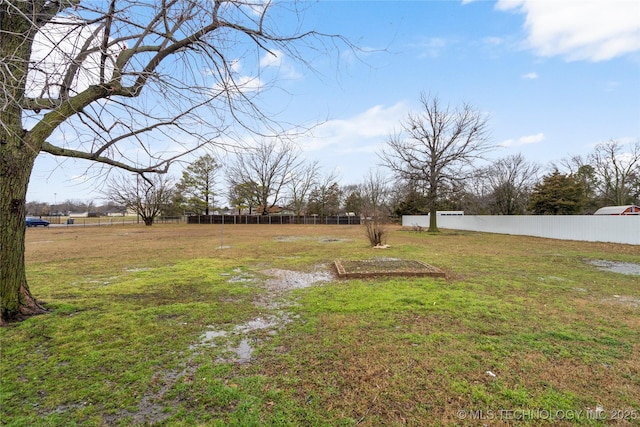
(334, 258), (445, 279)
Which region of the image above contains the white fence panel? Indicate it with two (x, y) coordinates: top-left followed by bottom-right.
(402, 215), (640, 245)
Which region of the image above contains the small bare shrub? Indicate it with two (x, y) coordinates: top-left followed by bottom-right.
(364, 217), (388, 247)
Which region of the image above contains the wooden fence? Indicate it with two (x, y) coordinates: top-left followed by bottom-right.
(187, 215), (361, 225)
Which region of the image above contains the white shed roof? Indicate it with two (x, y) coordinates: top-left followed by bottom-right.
(593, 205), (640, 215)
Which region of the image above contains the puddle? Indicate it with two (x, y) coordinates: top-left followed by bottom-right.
(318, 237), (352, 243)
(191, 267), (332, 362)
(274, 235), (352, 244)
(261, 268), (333, 291)
(587, 260), (640, 276)
(191, 314), (288, 363)
(234, 339), (253, 363)
(274, 236), (305, 242)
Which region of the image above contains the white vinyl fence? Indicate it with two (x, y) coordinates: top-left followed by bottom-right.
(402, 215), (640, 245)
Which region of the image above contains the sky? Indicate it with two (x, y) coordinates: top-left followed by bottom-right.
(27, 0), (640, 205)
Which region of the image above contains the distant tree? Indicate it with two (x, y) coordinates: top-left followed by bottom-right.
(227, 140), (302, 215)
(307, 177), (342, 217)
(343, 185), (364, 216)
(105, 174), (175, 226)
(24, 202), (45, 216)
(228, 182), (261, 215)
(287, 161), (320, 218)
(481, 154), (540, 215)
(178, 154), (220, 215)
(436, 181), (484, 213)
(390, 179), (429, 216)
(528, 171), (585, 215)
(380, 93), (492, 232)
(589, 139), (640, 206)
(575, 164), (601, 213)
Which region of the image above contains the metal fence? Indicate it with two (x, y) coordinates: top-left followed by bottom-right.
(187, 215), (361, 225)
(402, 215), (640, 245)
(37, 216), (182, 226)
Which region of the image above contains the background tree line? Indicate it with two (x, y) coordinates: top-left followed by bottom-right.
(28, 136), (638, 226)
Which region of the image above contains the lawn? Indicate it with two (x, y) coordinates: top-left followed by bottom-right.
(1, 224), (639, 426)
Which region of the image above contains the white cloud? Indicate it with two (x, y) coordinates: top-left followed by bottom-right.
(259, 49), (302, 80)
(415, 37), (450, 59)
(500, 132), (545, 147)
(260, 50), (282, 68)
(521, 72), (538, 80)
(483, 36), (505, 47)
(496, 0), (640, 61)
(301, 102), (408, 152)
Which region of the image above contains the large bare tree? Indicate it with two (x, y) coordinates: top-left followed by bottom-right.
(480, 153), (540, 215)
(0, 0), (340, 324)
(380, 93), (492, 232)
(556, 139), (640, 209)
(287, 160), (320, 219)
(226, 139), (303, 215)
(589, 139), (640, 206)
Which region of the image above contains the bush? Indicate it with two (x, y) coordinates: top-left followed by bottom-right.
(364, 217), (388, 247)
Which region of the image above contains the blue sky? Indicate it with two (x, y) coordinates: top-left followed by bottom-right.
(28, 0), (640, 204)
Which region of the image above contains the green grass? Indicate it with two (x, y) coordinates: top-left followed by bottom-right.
(1, 224), (639, 426)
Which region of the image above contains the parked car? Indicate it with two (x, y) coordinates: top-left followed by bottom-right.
(26, 217), (50, 227)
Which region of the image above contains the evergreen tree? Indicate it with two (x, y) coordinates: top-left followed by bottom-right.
(528, 171), (585, 215)
(178, 155), (220, 215)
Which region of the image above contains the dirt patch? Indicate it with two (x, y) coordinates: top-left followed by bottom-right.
(334, 258), (446, 279)
(602, 295), (640, 308)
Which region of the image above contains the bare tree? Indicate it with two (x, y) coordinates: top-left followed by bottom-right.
(287, 160), (320, 219)
(105, 174), (175, 226)
(380, 93), (492, 232)
(480, 154), (540, 215)
(226, 139), (303, 215)
(0, 0), (343, 323)
(360, 169), (391, 246)
(589, 139), (640, 206)
(306, 170), (341, 217)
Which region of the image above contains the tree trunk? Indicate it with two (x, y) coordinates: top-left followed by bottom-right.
(0, 138), (48, 325)
(1, 0), (51, 325)
(428, 205), (439, 233)
(428, 175), (439, 233)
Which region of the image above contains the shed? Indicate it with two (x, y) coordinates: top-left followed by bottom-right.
(593, 205), (640, 215)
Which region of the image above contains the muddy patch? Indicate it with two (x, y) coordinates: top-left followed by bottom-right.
(587, 260), (640, 276)
(273, 235), (352, 244)
(261, 268), (334, 291)
(118, 266), (332, 425)
(194, 267), (333, 360)
(191, 314), (287, 363)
